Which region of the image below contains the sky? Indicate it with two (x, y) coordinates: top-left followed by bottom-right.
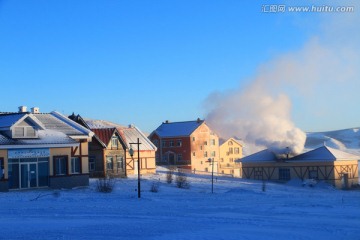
(0, 0), (359, 134)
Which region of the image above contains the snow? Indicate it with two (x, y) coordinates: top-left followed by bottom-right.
(1, 167), (360, 240)
(306, 128), (360, 154)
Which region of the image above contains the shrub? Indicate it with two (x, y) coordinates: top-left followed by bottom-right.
(150, 182), (160, 193)
(97, 177), (115, 193)
(166, 169), (174, 184)
(176, 172), (190, 189)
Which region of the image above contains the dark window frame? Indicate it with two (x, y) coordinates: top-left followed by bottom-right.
(53, 156), (68, 176)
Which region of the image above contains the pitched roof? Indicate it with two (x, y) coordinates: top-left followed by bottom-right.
(0, 113), (26, 129)
(289, 146), (360, 162)
(238, 149), (278, 163)
(0, 111), (93, 148)
(118, 126), (157, 151)
(152, 120), (204, 138)
(90, 128), (117, 147)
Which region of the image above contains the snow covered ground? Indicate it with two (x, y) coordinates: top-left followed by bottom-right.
(1, 168), (360, 240)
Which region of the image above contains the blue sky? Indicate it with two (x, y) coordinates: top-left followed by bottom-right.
(0, 0), (358, 134)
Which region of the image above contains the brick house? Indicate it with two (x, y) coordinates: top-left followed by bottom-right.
(149, 119), (219, 173)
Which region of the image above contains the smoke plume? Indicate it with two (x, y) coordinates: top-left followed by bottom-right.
(205, 1), (360, 155)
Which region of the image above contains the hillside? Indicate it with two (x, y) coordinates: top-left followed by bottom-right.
(305, 128), (360, 154)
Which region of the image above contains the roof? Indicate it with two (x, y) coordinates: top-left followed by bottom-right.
(238, 149), (278, 163)
(289, 146), (360, 162)
(152, 120), (204, 138)
(78, 116), (156, 151)
(0, 111), (93, 148)
(90, 128), (117, 147)
(0, 113), (26, 129)
(118, 126), (157, 151)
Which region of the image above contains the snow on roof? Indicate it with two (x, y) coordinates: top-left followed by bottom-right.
(238, 149), (278, 163)
(119, 126), (156, 151)
(0, 111), (92, 147)
(85, 119), (125, 129)
(152, 120), (204, 138)
(289, 146), (360, 162)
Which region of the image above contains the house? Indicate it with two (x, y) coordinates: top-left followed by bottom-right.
(238, 146), (359, 189)
(0, 107), (93, 192)
(69, 114), (156, 177)
(149, 119), (219, 173)
(118, 125), (157, 175)
(218, 138), (243, 177)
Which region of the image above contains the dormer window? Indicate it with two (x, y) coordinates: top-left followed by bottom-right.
(13, 126), (38, 138)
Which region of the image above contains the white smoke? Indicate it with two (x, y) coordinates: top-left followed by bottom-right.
(205, 1), (360, 155)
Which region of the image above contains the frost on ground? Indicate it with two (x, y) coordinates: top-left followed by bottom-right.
(1, 167), (360, 240)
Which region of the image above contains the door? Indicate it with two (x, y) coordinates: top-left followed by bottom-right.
(20, 163), (37, 189)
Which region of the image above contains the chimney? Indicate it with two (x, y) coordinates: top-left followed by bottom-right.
(197, 118), (201, 123)
(165, 120), (170, 124)
(31, 107), (40, 114)
(18, 106), (27, 113)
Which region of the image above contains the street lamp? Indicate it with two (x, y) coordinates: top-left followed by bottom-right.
(207, 157), (214, 193)
(129, 138), (142, 198)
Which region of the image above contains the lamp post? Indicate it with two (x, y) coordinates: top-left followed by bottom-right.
(129, 138), (142, 198)
(207, 157), (214, 193)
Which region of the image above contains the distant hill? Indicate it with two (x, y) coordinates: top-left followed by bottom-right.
(305, 128), (360, 155)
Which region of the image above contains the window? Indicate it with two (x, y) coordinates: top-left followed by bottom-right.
(228, 141), (233, 146)
(177, 154), (182, 161)
(221, 158), (224, 162)
(204, 141), (207, 145)
(89, 156), (95, 172)
(117, 156), (124, 170)
(279, 168), (290, 181)
(176, 140), (182, 147)
(0, 158), (4, 180)
(205, 168), (208, 172)
(111, 136), (118, 148)
(54, 156), (67, 176)
(211, 151), (216, 157)
(230, 158), (234, 162)
(106, 156), (113, 170)
(229, 147), (233, 154)
(200, 146), (203, 150)
(210, 139), (216, 145)
(71, 157), (81, 174)
(162, 155), (167, 162)
(234, 148), (240, 154)
(192, 137), (195, 142)
(204, 151), (208, 157)
(13, 126), (37, 138)
(192, 152), (196, 157)
(162, 140), (166, 147)
(169, 140), (174, 147)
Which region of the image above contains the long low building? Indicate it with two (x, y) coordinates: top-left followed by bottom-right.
(237, 146), (359, 189)
(0, 107), (93, 192)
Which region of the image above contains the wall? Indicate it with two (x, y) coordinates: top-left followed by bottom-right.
(50, 148), (71, 176)
(219, 138), (242, 176)
(190, 123), (219, 173)
(241, 160), (360, 189)
(126, 150), (156, 175)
